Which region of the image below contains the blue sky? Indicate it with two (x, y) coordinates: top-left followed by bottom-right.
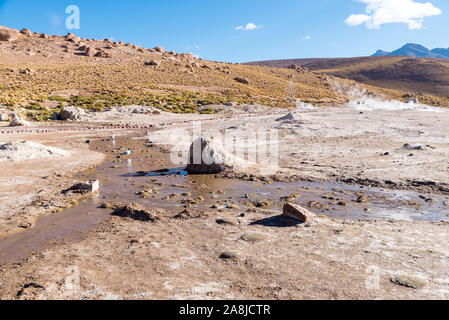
(0, 0), (447, 62)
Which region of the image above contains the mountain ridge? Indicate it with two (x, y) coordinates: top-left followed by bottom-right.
(373, 43), (449, 59)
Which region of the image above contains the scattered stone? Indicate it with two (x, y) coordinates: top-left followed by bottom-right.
(64, 32), (76, 41)
(252, 200), (274, 209)
(283, 202), (316, 223)
(220, 251), (240, 260)
(401, 143), (426, 151)
(144, 60), (160, 67)
(276, 113), (300, 122)
(405, 98), (419, 104)
(216, 217), (240, 226)
(94, 50), (112, 58)
(20, 68), (35, 75)
(99, 203), (113, 209)
(112, 203), (164, 222)
(390, 275), (428, 290)
(242, 232), (268, 243)
(69, 180), (100, 193)
(234, 77), (249, 85)
(307, 201), (327, 209)
(356, 195), (368, 203)
(173, 209), (207, 220)
(280, 194), (299, 201)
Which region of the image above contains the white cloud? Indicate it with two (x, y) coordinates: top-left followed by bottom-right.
(345, 0), (442, 29)
(235, 22), (262, 31)
(302, 35), (311, 40)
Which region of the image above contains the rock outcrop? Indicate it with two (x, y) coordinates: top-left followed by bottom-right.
(0, 26), (19, 42)
(154, 46), (164, 53)
(20, 28), (32, 36)
(58, 106), (86, 121)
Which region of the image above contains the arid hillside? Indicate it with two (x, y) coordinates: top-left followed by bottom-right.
(1, 26), (448, 122)
(245, 56), (449, 101)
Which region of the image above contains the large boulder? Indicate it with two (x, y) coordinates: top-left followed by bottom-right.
(283, 203), (316, 223)
(0, 26), (19, 42)
(177, 53), (194, 62)
(85, 47), (97, 57)
(58, 106), (86, 121)
(186, 137), (228, 174)
(20, 28), (32, 36)
(154, 46), (164, 53)
(9, 116), (30, 127)
(0, 113), (10, 121)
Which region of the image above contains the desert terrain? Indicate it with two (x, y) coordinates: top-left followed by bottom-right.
(1, 26), (449, 300)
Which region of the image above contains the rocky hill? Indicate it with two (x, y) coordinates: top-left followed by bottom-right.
(1, 26), (447, 122)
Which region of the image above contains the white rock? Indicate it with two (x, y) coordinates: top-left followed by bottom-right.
(71, 180), (100, 193)
(59, 106), (86, 121)
(9, 114), (30, 127)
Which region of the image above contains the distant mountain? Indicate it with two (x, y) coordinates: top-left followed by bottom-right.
(372, 50), (390, 57)
(431, 48), (449, 58)
(373, 43), (449, 59)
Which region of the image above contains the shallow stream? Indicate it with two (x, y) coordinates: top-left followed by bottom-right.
(1, 135), (447, 265)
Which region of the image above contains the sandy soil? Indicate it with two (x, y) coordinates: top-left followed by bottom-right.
(0, 211), (448, 300)
(1, 104), (449, 300)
